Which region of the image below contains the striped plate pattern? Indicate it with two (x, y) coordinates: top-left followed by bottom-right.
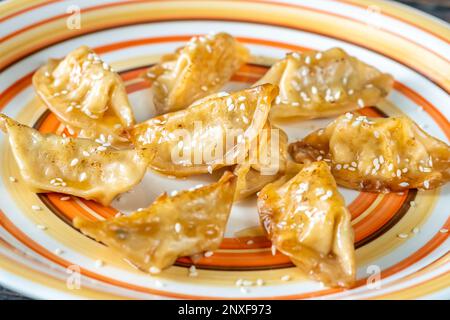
(0, 0), (448, 299)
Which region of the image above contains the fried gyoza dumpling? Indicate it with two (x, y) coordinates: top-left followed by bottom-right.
(145, 32), (250, 114)
(257, 161), (355, 287)
(234, 122), (289, 200)
(33, 46), (134, 144)
(289, 113), (450, 192)
(254, 48), (393, 119)
(0, 114), (147, 205)
(74, 172), (236, 272)
(131, 84), (278, 177)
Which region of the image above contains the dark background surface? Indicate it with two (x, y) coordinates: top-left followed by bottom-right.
(0, 0), (449, 300)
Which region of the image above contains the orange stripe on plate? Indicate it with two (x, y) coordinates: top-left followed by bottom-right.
(353, 192), (407, 243)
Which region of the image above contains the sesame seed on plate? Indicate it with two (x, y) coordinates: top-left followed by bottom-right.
(149, 266), (161, 274)
(271, 245), (277, 256)
(281, 275), (291, 281)
(36, 224), (47, 230)
(95, 260), (104, 268)
(9, 176), (17, 182)
(240, 287), (249, 294)
(54, 248), (64, 255)
(397, 233), (408, 239)
(31, 205), (42, 211)
(412, 227), (420, 234)
(440, 228), (448, 234)
(256, 279), (264, 286)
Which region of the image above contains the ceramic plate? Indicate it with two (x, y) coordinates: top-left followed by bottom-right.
(0, 0), (449, 299)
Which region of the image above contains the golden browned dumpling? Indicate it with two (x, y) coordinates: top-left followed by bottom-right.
(289, 113), (450, 192)
(255, 48), (393, 119)
(131, 84), (278, 177)
(234, 121), (289, 200)
(74, 172), (236, 272)
(257, 161), (355, 288)
(33, 46), (134, 145)
(0, 114), (147, 205)
(145, 32), (250, 114)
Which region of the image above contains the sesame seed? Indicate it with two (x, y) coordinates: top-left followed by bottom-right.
(70, 158), (79, 166)
(149, 266), (161, 274)
(423, 180), (430, 189)
(32, 205), (42, 211)
(439, 228), (448, 234)
(235, 279), (243, 286)
(311, 86), (318, 95)
(412, 227), (420, 234)
(315, 52), (322, 59)
(304, 56), (311, 64)
(82, 151), (90, 157)
(79, 172), (87, 182)
(175, 223), (182, 233)
(320, 190), (333, 201)
(154, 280), (164, 287)
(96, 146), (106, 152)
(271, 245), (277, 256)
(241, 280), (253, 287)
(335, 164), (342, 170)
(204, 251), (214, 258)
(66, 106), (73, 113)
(95, 260), (104, 268)
(207, 165), (213, 174)
(409, 201), (416, 207)
(348, 89), (354, 95)
(399, 182), (409, 187)
(9, 176), (17, 182)
(246, 240), (254, 245)
(281, 275), (291, 281)
(188, 266), (198, 277)
(240, 287), (249, 294)
(357, 98), (364, 108)
(300, 92), (310, 101)
(397, 233), (408, 239)
(36, 224), (47, 230)
(54, 248), (64, 255)
(256, 279), (264, 286)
